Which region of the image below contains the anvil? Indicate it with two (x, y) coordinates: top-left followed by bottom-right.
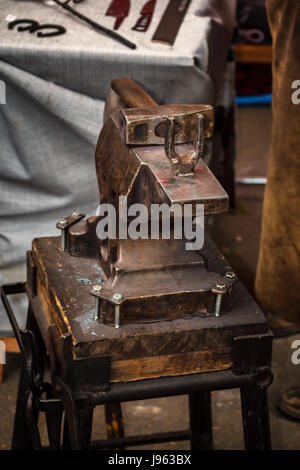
(58, 79), (233, 327)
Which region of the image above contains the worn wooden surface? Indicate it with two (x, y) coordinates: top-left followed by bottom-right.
(30, 233), (268, 383)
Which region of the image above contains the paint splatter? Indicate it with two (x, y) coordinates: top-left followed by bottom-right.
(76, 278), (92, 285)
(93, 264), (102, 272)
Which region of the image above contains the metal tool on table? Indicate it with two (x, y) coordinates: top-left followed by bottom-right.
(106, 0), (130, 30)
(8, 19), (67, 37)
(52, 0), (136, 49)
(132, 0), (156, 32)
(54, 78), (237, 328)
(152, 0), (191, 45)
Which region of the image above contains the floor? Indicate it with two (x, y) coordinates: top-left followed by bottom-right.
(1, 107), (300, 450)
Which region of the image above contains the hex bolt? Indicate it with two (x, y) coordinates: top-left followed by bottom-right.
(225, 271), (236, 279)
(93, 285), (102, 321)
(215, 293), (222, 318)
(112, 293), (123, 328)
(58, 219), (68, 251)
(215, 283), (226, 318)
(61, 230), (67, 251)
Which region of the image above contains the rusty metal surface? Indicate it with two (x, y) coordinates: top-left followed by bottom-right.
(121, 104), (214, 145)
(75, 79), (230, 325)
(31, 235), (269, 359)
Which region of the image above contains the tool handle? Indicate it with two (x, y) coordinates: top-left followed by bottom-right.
(111, 78), (157, 108)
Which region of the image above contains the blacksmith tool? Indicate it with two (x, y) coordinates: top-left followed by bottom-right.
(54, 78), (234, 327)
(106, 0), (130, 30)
(132, 0), (156, 32)
(152, 0), (191, 45)
(52, 0), (136, 49)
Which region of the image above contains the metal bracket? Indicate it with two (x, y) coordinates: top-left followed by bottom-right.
(56, 211), (85, 251)
(89, 286), (124, 328)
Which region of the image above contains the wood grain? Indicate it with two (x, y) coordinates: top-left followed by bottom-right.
(110, 349), (232, 383)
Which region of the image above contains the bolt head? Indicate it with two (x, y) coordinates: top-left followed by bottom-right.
(93, 285), (102, 292)
(172, 158), (179, 165)
(226, 271), (236, 279)
(59, 218), (67, 226)
(216, 283), (226, 289)
(112, 293), (123, 301)
(72, 211), (81, 217)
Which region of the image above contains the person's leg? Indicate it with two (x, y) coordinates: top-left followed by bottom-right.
(255, 0), (300, 337)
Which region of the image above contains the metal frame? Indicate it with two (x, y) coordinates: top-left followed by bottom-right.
(1, 282), (273, 450)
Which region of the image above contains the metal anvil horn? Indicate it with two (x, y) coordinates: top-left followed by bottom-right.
(67, 79), (229, 326)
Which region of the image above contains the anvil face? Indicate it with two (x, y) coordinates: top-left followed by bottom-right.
(96, 112), (228, 215)
(132, 144), (228, 212)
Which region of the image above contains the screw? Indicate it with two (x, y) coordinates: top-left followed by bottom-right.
(93, 285), (102, 321)
(72, 211), (81, 217)
(112, 293), (122, 328)
(215, 293), (223, 318)
(59, 219), (67, 226)
(61, 228), (67, 251)
(172, 158), (179, 165)
(114, 304), (120, 328)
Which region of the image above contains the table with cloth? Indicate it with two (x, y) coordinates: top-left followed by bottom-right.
(0, 0), (235, 334)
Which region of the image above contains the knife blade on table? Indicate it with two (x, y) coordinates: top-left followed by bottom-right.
(132, 0), (156, 32)
(106, 0), (130, 30)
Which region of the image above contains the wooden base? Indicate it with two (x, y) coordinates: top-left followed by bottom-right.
(27, 234), (269, 384)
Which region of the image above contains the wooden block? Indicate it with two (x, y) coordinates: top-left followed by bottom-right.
(29, 235), (268, 383)
(110, 349), (232, 383)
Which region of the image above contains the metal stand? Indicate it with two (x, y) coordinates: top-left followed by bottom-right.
(1, 283), (273, 450)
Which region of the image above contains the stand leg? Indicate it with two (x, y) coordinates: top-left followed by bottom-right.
(46, 409), (63, 449)
(105, 403), (125, 450)
(62, 415), (71, 450)
(189, 391), (213, 450)
(240, 388), (271, 450)
(11, 357), (35, 449)
(11, 306), (46, 450)
(77, 402), (94, 449)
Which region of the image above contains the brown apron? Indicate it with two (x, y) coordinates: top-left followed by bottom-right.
(255, 0), (300, 333)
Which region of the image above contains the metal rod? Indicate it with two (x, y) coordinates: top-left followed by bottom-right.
(94, 297), (100, 321)
(215, 294), (222, 317)
(87, 370), (255, 405)
(52, 0), (137, 50)
(61, 229), (67, 251)
(114, 305), (120, 328)
(90, 430), (190, 449)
